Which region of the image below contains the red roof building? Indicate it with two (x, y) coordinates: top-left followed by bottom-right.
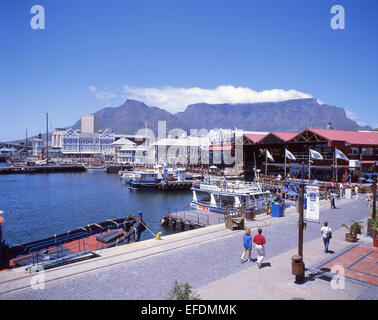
(241, 128), (378, 182)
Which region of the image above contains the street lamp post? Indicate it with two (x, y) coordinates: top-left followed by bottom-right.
(372, 175), (376, 222)
(360, 164), (377, 240)
(286, 163), (311, 284)
(372, 175), (377, 242)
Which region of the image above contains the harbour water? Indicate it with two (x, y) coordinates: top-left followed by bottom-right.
(0, 172), (193, 246)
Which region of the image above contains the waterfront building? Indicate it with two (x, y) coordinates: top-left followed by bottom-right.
(118, 145), (150, 165)
(111, 135), (153, 164)
(240, 128), (378, 182)
(152, 136), (210, 165)
(61, 128), (115, 161)
(31, 135), (45, 157)
(114, 134), (150, 146)
(51, 129), (66, 149)
(81, 114), (101, 133)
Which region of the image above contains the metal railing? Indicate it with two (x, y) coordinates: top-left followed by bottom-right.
(25, 232), (91, 268)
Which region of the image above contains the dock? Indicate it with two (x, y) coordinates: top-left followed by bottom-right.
(0, 198), (374, 300)
(0, 165), (86, 175)
(160, 209), (225, 230)
(157, 180), (193, 191)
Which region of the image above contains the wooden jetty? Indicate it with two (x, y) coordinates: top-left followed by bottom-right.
(160, 209), (225, 231)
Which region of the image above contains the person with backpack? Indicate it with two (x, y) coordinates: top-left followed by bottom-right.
(320, 221), (332, 253)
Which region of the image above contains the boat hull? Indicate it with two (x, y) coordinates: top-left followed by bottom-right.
(190, 201), (227, 214)
(129, 180), (161, 189)
(86, 167), (106, 173)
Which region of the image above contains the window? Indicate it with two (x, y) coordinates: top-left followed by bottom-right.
(348, 147), (359, 155)
(362, 148), (373, 155)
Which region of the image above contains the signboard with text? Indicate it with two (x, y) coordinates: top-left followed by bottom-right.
(305, 186), (320, 221)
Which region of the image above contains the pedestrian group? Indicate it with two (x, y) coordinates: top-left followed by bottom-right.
(241, 228), (266, 269)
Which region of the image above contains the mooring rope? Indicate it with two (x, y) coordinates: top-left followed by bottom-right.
(138, 219), (156, 238)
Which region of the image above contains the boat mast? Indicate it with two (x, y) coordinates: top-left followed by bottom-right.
(46, 113), (49, 165)
(335, 147), (338, 183)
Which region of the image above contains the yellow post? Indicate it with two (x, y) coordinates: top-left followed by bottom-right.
(155, 232), (162, 240)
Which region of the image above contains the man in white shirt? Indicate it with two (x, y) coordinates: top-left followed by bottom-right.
(355, 185), (359, 200)
(339, 184), (344, 198)
(320, 221), (332, 253)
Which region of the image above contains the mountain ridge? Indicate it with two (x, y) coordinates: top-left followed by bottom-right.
(71, 98), (369, 135)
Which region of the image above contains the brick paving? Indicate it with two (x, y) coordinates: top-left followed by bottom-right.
(319, 244), (378, 286)
(0, 197), (376, 300)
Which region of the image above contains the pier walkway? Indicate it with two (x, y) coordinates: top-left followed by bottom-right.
(0, 197), (376, 300)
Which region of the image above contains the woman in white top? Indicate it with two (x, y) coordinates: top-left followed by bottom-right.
(320, 221), (332, 253)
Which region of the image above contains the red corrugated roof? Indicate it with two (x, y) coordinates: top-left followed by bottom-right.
(244, 133), (268, 143)
(270, 132), (298, 142)
(307, 128), (378, 146)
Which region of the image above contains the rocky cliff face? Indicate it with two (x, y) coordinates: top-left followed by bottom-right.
(72, 98), (369, 134)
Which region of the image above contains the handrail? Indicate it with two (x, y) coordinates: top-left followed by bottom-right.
(26, 232), (89, 254)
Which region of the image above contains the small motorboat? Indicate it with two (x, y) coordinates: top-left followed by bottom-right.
(85, 165), (107, 173)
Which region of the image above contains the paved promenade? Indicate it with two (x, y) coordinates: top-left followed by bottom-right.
(0, 197), (377, 300)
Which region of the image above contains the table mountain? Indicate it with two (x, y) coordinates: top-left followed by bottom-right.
(72, 98), (369, 134)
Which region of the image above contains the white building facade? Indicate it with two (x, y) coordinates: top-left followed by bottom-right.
(61, 128), (115, 160)
(32, 137), (45, 157)
(111, 137), (151, 164)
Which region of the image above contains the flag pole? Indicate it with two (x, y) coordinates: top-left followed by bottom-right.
(265, 149), (267, 176)
(332, 149), (335, 182)
(309, 148), (311, 180)
(335, 147), (338, 183)
(284, 148), (287, 177)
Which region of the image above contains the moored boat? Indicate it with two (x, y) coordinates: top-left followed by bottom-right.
(190, 179), (272, 216)
(120, 171), (133, 184)
(0, 213), (146, 270)
(85, 165), (107, 172)
(128, 166), (179, 190)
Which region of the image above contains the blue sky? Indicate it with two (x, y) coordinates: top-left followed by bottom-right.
(1, 0), (377, 141)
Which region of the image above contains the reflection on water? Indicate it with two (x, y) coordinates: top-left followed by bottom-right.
(0, 172), (193, 245)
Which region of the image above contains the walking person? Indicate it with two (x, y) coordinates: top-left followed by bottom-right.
(339, 183), (344, 199)
(366, 192), (373, 207)
(253, 228), (266, 269)
(355, 185), (359, 200)
(240, 228), (252, 263)
(320, 222), (332, 253)
(330, 191), (336, 209)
